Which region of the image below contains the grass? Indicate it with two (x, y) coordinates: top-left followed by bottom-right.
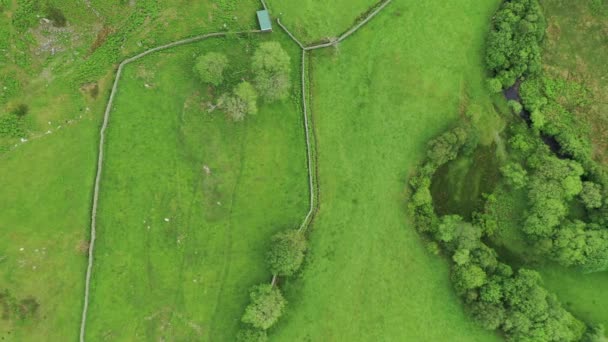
(266, 0), (377, 44)
(0, 120), (98, 341)
(85, 33), (308, 341)
(269, 0), (504, 340)
(540, 0), (608, 165)
(0, 0), (264, 339)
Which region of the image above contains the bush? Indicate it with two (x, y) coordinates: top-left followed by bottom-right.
(487, 78), (503, 93)
(236, 328), (267, 342)
(507, 100), (523, 115)
(0, 114), (25, 138)
(580, 182), (603, 209)
(241, 284), (286, 330)
(194, 52), (229, 86)
(221, 81), (258, 122)
(252, 42), (291, 102)
(266, 229), (307, 276)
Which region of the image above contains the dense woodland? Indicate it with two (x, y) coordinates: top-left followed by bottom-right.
(410, 0), (608, 340)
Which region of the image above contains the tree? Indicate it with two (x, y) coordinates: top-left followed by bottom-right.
(452, 264), (487, 294)
(222, 81), (258, 121)
(500, 162), (527, 189)
(194, 52), (229, 86)
(266, 229), (307, 276)
(507, 100), (523, 115)
(242, 284), (286, 330)
(252, 42), (291, 102)
(487, 78), (503, 93)
(580, 182), (603, 209)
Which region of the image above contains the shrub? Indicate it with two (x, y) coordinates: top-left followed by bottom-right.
(194, 52), (229, 86)
(242, 284), (286, 330)
(221, 81), (258, 122)
(500, 162), (527, 190)
(252, 42), (291, 102)
(487, 78), (503, 93)
(580, 182), (603, 209)
(507, 100), (523, 115)
(266, 229), (307, 276)
(236, 328), (268, 342)
(0, 114), (25, 138)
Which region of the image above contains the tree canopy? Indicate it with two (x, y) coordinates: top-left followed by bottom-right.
(252, 42), (291, 102)
(241, 284), (286, 330)
(266, 229), (307, 276)
(222, 81), (258, 121)
(194, 52), (229, 86)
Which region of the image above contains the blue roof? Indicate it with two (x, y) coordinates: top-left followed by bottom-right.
(257, 10), (272, 31)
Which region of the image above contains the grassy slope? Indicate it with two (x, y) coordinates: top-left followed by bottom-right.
(271, 0), (502, 340)
(266, 0), (376, 44)
(0, 1), (261, 340)
(0, 120), (97, 341)
(86, 33), (307, 341)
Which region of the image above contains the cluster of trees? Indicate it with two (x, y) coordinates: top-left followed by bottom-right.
(237, 229), (307, 341)
(485, 0), (546, 90)
(500, 130), (608, 273)
(408, 125), (605, 341)
(194, 41), (291, 122)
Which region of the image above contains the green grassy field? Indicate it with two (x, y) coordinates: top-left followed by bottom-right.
(269, 0), (503, 340)
(0, 0), (262, 339)
(0, 120), (97, 341)
(265, 0), (376, 44)
(85, 33), (307, 341)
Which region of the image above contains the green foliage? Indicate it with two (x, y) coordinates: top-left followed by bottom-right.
(500, 162), (527, 189)
(520, 76), (593, 163)
(580, 182), (603, 209)
(221, 81), (258, 121)
(0, 74), (22, 105)
(194, 52), (229, 86)
(409, 123), (589, 341)
(236, 328), (268, 342)
(485, 0), (546, 88)
(0, 114), (26, 138)
(252, 42), (291, 102)
(242, 284), (286, 330)
(507, 100), (522, 115)
(487, 78), (503, 93)
(12, 0), (40, 33)
(266, 229), (307, 276)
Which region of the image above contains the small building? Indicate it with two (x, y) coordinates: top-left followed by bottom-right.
(257, 10), (272, 32)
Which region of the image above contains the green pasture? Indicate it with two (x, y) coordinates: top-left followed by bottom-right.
(270, 0), (503, 340)
(85, 33), (307, 341)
